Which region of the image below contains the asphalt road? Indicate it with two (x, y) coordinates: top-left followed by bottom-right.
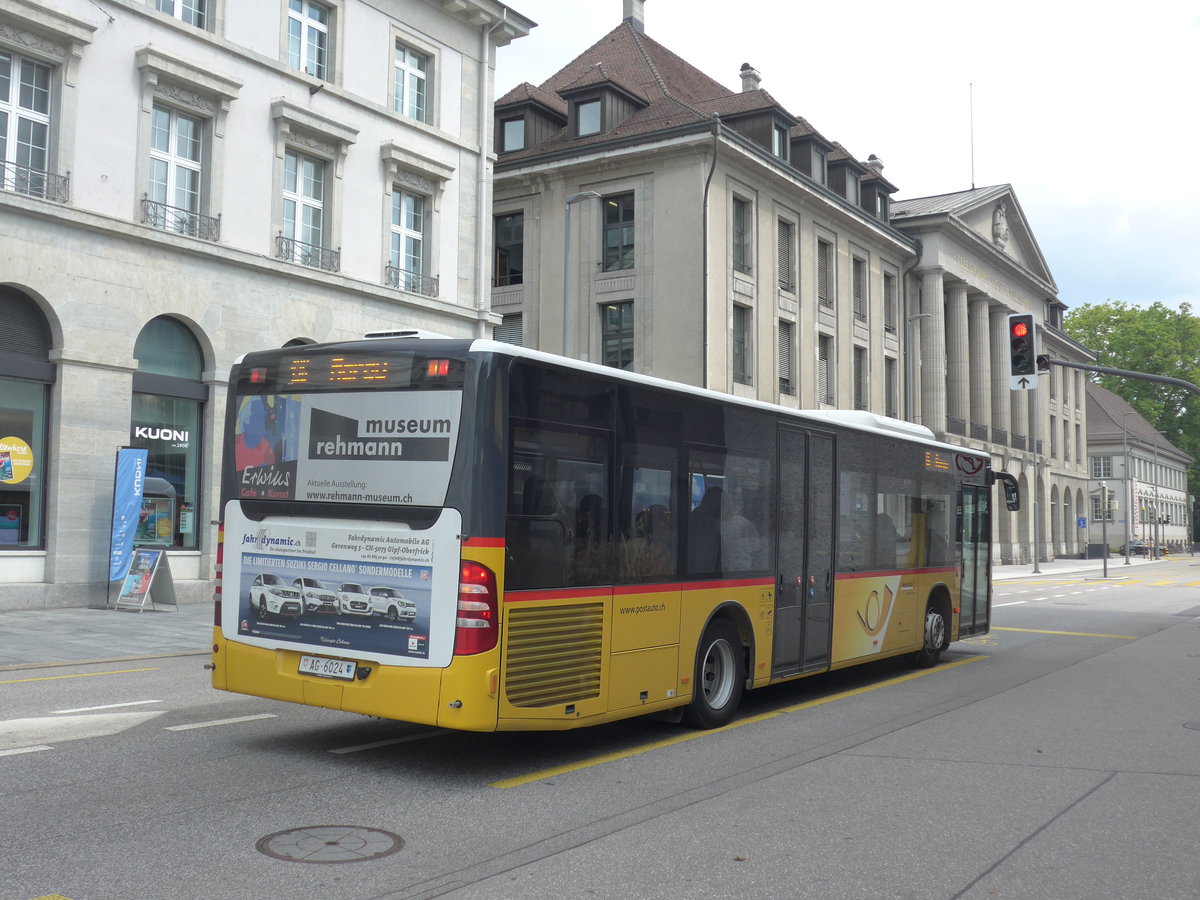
(2, 559), (1199, 900)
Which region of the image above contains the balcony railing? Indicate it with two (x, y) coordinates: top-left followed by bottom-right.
(386, 264), (439, 298)
(1, 160), (69, 202)
(277, 234), (340, 273)
(142, 196), (220, 241)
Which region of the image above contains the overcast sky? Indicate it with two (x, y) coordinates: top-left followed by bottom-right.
(495, 0), (1199, 313)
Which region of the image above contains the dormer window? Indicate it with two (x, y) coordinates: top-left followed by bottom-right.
(575, 99), (601, 137)
(875, 192), (888, 221)
(845, 173), (859, 205)
(772, 124), (788, 160)
(811, 145), (827, 185)
(501, 116), (525, 151)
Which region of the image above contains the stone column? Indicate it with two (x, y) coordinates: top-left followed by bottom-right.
(968, 295), (992, 440)
(918, 268), (947, 435)
(944, 283), (969, 433)
(989, 306), (1011, 440)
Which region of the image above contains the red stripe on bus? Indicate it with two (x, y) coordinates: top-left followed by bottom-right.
(504, 577), (774, 603)
(834, 567), (958, 580)
(463, 537), (505, 548)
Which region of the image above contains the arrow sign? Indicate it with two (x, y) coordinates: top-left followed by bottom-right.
(1010, 374), (1036, 391)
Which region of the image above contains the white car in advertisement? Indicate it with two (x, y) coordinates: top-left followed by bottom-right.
(249, 573), (303, 618)
(369, 586), (417, 622)
(293, 576), (338, 615)
(337, 582), (373, 616)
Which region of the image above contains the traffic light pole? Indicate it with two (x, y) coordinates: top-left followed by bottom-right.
(1029, 388), (1042, 573)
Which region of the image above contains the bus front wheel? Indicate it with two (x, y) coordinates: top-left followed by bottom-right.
(909, 603), (946, 668)
(683, 619), (744, 729)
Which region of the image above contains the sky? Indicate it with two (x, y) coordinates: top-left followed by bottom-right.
(495, 0), (1200, 313)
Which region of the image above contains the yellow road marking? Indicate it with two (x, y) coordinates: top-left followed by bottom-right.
(0, 667), (159, 686)
(992, 627), (1136, 640)
(1150, 580), (1176, 586)
(490, 655), (985, 788)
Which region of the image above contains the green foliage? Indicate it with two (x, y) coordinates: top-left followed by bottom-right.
(1065, 301), (1200, 525)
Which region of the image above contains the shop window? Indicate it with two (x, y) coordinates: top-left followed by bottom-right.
(131, 317), (205, 550)
(0, 288), (53, 549)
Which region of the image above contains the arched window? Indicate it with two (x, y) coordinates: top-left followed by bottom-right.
(131, 317), (206, 550)
(0, 288), (54, 549)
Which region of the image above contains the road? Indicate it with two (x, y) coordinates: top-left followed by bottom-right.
(3, 559), (1199, 900)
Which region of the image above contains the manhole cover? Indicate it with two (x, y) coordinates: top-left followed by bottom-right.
(256, 826), (404, 863)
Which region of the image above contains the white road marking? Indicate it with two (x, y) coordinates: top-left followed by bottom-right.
(165, 713), (276, 732)
(994, 600), (1028, 607)
(0, 745), (52, 757)
(53, 700), (162, 715)
(0, 712), (163, 752)
(330, 732), (441, 754)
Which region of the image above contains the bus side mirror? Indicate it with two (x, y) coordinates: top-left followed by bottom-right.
(987, 470), (1020, 512)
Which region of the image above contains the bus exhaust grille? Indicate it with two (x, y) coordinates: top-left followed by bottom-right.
(504, 602), (604, 708)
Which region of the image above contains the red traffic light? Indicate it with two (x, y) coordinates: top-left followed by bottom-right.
(1011, 321), (1029, 338)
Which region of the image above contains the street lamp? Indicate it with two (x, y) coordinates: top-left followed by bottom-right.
(562, 190), (601, 357)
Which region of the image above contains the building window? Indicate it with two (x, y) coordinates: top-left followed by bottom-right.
(287, 0), (329, 80)
(884, 357), (897, 417)
(493, 212), (523, 286)
(810, 145), (827, 185)
(602, 193), (634, 271)
(155, 0), (207, 28)
(733, 305), (751, 385)
(852, 256), (867, 322)
(280, 149), (332, 268)
(875, 192), (888, 221)
(494, 313), (523, 346)
(131, 317), (205, 551)
(818, 334), (833, 404)
(778, 320), (794, 396)
(500, 116), (524, 152)
(147, 104), (203, 234)
(0, 287), (53, 550)
(1049, 415), (1057, 457)
(776, 219), (795, 292)
(602, 301), (634, 370)
(0, 50), (54, 198)
(845, 172), (859, 205)
(389, 188), (432, 295)
(393, 41), (428, 122)
(883, 271), (897, 334)
(576, 99), (600, 136)
(772, 123), (788, 160)
(817, 239), (834, 309)
(1076, 424), (1081, 463)
(732, 196), (752, 275)
(1091, 495), (1113, 522)
(853, 346), (866, 410)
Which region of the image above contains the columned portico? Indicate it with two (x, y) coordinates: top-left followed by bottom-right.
(944, 282), (969, 436)
(967, 296), (992, 441)
(989, 306), (1012, 442)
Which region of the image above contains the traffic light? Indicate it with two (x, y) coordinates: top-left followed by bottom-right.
(1036, 354), (1051, 373)
(1008, 313), (1036, 377)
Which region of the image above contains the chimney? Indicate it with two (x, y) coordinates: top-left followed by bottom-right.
(623, 0), (645, 33)
(739, 63), (761, 93)
(866, 154), (884, 173)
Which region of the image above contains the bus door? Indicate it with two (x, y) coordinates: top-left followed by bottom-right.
(773, 426), (836, 676)
(958, 484), (991, 636)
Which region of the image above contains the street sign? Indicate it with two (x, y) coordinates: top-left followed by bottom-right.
(1010, 374), (1036, 391)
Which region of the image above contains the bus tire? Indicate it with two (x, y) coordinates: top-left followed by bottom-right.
(908, 602), (946, 668)
(683, 618), (744, 729)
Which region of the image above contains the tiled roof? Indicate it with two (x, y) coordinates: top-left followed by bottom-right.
(495, 81), (567, 118)
(1085, 383), (1192, 461)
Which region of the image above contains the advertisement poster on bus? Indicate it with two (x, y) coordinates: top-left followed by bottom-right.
(222, 503), (461, 667)
(232, 391), (462, 507)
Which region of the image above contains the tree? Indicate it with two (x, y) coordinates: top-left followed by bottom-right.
(1064, 301), (1200, 539)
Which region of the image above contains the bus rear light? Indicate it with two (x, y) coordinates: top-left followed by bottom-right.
(213, 526), (224, 627)
(426, 359), (450, 377)
(455, 561), (498, 655)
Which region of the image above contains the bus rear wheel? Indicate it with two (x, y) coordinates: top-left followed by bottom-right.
(908, 603), (946, 668)
(683, 619), (744, 729)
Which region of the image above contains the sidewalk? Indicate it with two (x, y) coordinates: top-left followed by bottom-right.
(0, 554), (1185, 669)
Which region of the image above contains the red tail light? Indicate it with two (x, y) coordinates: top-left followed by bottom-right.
(213, 525), (224, 627)
(454, 560), (498, 655)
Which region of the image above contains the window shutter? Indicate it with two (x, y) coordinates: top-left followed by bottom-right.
(817, 241), (832, 307)
(778, 320), (793, 394)
(777, 221), (793, 291)
(818, 334), (831, 403)
(494, 313), (523, 346)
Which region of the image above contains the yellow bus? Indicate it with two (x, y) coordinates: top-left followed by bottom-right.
(212, 336), (1017, 731)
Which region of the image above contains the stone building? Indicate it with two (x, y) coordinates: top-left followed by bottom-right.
(1085, 383), (1193, 554)
(490, 0), (1091, 564)
(0, 0), (531, 608)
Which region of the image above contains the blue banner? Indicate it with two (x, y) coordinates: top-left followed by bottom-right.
(109, 448), (149, 581)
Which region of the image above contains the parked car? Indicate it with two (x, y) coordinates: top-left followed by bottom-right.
(369, 586), (417, 622)
(337, 582), (373, 616)
(248, 573), (303, 618)
(1121, 541), (1167, 556)
(293, 577), (338, 614)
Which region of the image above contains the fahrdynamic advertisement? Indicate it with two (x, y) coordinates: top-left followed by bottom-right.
(232, 390), (463, 507)
(221, 504), (462, 668)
